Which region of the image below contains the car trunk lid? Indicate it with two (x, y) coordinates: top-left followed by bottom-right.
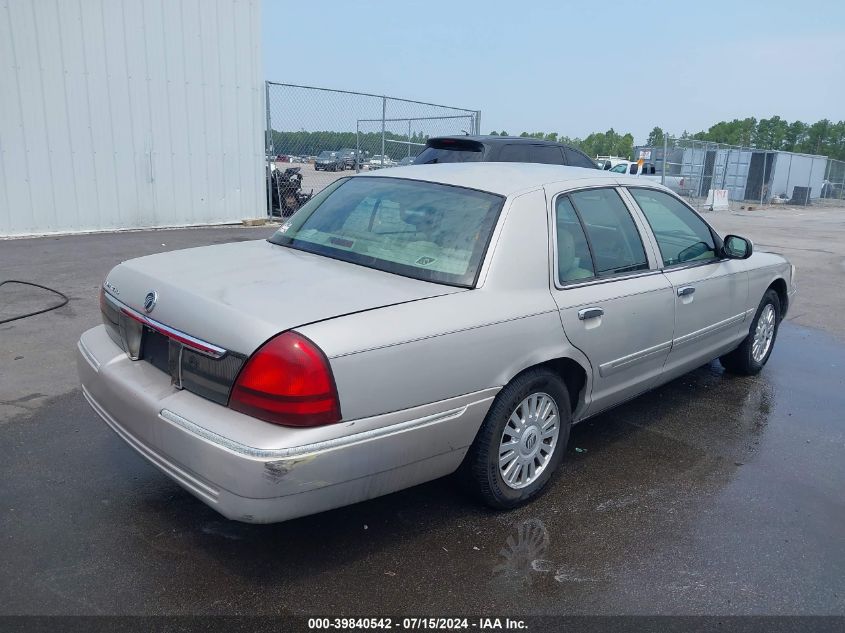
(104, 238), (463, 355)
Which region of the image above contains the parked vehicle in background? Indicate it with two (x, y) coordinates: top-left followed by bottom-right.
(609, 161), (689, 195)
(397, 156), (416, 166)
(314, 151), (345, 172)
(367, 155), (395, 170)
(78, 163), (794, 524)
(414, 135), (599, 169)
(595, 156), (629, 170)
(337, 149), (364, 170)
(821, 179), (843, 200)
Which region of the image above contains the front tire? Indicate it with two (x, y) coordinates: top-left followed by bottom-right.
(720, 289), (781, 375)
(464, 369), (571, 509)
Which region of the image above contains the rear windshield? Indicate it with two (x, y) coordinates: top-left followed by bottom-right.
(269, 177), (505, 287)
(414, 139), (484, 164)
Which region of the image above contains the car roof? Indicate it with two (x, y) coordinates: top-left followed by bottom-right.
(428, 135), (579, 148)
(358, 162), (671, 197)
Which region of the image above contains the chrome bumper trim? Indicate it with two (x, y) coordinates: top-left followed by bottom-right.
(77, 339), (100, 372)
(102, 290), (227, 358)
(159, 404), (469, 460)
(82, 385), (220, 503)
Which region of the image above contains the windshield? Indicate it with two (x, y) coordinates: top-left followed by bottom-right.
(317, 151), (336, 159)
(610, 164), (628, 173)
(269, 177), (505, 287)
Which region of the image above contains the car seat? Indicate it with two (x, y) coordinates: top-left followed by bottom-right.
(557, 229), (593, 282)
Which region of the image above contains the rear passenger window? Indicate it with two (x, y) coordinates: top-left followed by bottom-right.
(555, 197), (595, 283)
(564, 147), (598, 169)
(569, 188), (649, 275)
(530, 145), (565, 164)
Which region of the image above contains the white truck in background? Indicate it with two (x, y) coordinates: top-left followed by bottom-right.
(594, 155), (628, 170)
(607, 160), (690, 196)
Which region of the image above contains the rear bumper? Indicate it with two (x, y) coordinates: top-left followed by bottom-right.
(77, 325), (495, 523)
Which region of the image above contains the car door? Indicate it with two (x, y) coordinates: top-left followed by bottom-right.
(548, 186), (675, 416)
(624, 187), (749, 380)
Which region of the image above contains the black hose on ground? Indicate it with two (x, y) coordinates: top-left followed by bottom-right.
(0, 280), (70, 325)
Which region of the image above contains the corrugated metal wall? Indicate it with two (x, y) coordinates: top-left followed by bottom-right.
(0, 0), (264, 237)
(769, 154), (828, 200)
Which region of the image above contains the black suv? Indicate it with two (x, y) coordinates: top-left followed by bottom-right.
(337, 148), (364, 170)
(413, 135), (598, 169)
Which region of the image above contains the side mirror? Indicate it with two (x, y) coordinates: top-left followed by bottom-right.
(723, 234), (753, 259)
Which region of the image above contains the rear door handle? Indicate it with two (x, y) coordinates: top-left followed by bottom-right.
(578, 307), (604, 320)
(677, 286), (695, 297)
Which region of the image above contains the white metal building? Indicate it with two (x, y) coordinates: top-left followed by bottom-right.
(1, 0), (264, 237)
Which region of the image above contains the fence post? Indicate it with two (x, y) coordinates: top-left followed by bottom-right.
(698, 141), (706, 210)
(356, 120), (361, 174)
(476, 111), (482, 135)
(807, 157), (815, 206)
(381, 97), (386, 168)
(264, 81), (273, 217)
(760, 152), (767, 206)
(661, 135), (668, 186)
(785, 154), (793, 200)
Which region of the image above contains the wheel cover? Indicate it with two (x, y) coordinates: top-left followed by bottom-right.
(752, 303), (776, 363)
(498, 392), (560, 490)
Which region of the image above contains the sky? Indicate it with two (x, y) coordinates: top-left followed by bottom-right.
(262, 0), (845, 143)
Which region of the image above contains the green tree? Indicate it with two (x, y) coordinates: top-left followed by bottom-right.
(784, 120), (808, 150)
(753, 116), (789, 150)
(803, 119), (832, 155)
(646, 126), (665, 146)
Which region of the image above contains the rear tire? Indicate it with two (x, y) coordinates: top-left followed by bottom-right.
(464, 369), (571, 509)
(720, 289), (781, 375)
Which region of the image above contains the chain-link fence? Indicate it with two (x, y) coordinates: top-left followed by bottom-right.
(633, 138), (844, 212)
(265, 82), (480, 216)
(821, 158), (845, 205)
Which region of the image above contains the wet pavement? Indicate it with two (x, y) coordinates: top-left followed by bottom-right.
(2, 322), (843, 615)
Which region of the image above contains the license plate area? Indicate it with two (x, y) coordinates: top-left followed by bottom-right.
(142, 327), (171, 374)
(138, 327), (244, 404)
(141, 327), (184, 388)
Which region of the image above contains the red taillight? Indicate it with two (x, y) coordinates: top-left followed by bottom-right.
(229, 332), (341, 427)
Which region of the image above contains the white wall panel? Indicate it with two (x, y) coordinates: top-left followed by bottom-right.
(0, 0), (264, 236)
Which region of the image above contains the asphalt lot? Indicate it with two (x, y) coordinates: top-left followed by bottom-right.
(1, 206), (844, 615)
